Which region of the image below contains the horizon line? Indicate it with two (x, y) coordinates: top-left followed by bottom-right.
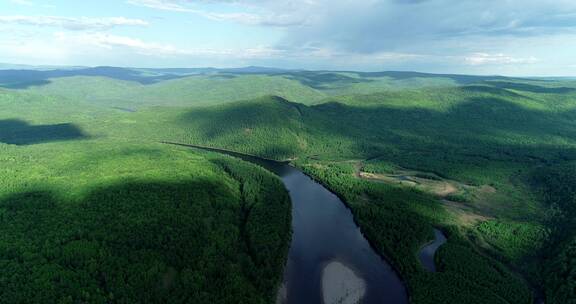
(0, 62), (574, 79)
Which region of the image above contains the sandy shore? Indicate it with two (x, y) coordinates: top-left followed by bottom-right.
(322, 261), (366, 304)
(276, 282), (287, 304)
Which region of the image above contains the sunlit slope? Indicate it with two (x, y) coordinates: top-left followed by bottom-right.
(20, 74), (327, 108)
(143, 74), (326, 106)
(0, 89), (132, 144)
(100, 95), (311, 159)
(8, 67), (549, 110)
(20, 76), (140, 107)
(131, 83), (576, 221)
(146, 80), (576, 167)
(274, 70), (483, 95)
(0, 89), (97, 120)
(0, 90), (291, 303)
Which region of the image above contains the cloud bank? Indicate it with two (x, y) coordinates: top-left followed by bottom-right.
(1, 0), (576, 74)
(0, 15), (149, 31)
(121, 0), (576, 74)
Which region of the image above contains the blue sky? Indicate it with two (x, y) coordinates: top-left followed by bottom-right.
(1, 0), (575, 75)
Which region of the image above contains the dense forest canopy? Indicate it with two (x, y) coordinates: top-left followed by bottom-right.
(1, 67), (576, 303)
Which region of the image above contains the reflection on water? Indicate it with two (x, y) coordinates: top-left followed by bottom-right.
(171, 143), (408, 304)
(264, 162), (407, 304)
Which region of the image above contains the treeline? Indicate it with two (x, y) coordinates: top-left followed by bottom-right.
(297, 161), (532, 304)
(532, 163), (576, 303)
(0, 156), (291, 304)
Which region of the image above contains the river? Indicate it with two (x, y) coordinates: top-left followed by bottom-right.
(418, 229), (447, 272)
(171, 144), (408, 304)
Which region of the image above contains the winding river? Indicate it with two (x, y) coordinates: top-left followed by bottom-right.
(418, 229), (447, 272)
(263, 160), (407, 304)
(171, 144), (408, 304)
(168, 143), (547, 304)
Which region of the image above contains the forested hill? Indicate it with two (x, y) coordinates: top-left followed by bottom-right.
(119, 78), (576, 303)
(0, 89), (292, 303)
(1, 66), (554, 108)
(147, 83), (576, 167)
(1, 66), (576, 303)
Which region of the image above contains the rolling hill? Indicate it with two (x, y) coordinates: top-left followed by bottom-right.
(0, 88), (291, 303)
(1, 67), (576, 303)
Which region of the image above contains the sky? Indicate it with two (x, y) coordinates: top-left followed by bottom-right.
(0, 0), (575, 75)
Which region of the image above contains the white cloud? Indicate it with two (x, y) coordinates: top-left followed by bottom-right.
(0, 0), (573, 74)
(127, 0), (306, 27)
(0, 16), (149, 31)
(0, 28), (291, 68)
(55, 32), (181, 55)
(464, 53), (538, 66)
(126, 0), (195, 12)
(198, 11), (305, 27)
(53, 31), (284, 59)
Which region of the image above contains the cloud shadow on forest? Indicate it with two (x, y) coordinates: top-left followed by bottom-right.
(0, 119), (87, 145)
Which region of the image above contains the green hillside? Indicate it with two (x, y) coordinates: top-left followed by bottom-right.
(19, 74), (327, 108)
(2, 69), (576, 303)
(4, 68), (512, 109)
(130, 78), (576, 303)
(0, 90), (291, 303)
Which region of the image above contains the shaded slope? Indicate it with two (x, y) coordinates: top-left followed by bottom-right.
(158, 86), (576, 171)
(0, 142), (291, 304)
(0, 119), (86, 145)
(0, 66), (183, 88)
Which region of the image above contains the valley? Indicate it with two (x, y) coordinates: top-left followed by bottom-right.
(0, 67), (575, 303)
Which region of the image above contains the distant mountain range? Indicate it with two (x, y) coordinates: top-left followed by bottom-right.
(2, 63), (574, 80)
(0, 63), (86, 71)
(0, 63), (294, 74)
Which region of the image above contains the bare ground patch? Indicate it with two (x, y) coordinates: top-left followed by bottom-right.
(358, 170), (458, 197)
(356, 165), (498, 227)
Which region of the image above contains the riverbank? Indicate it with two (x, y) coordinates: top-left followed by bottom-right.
(171, 142), (408, 304)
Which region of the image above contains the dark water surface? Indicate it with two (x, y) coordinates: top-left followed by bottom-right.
(418, 229), (447, 272)
(170, 144), (408, 304)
